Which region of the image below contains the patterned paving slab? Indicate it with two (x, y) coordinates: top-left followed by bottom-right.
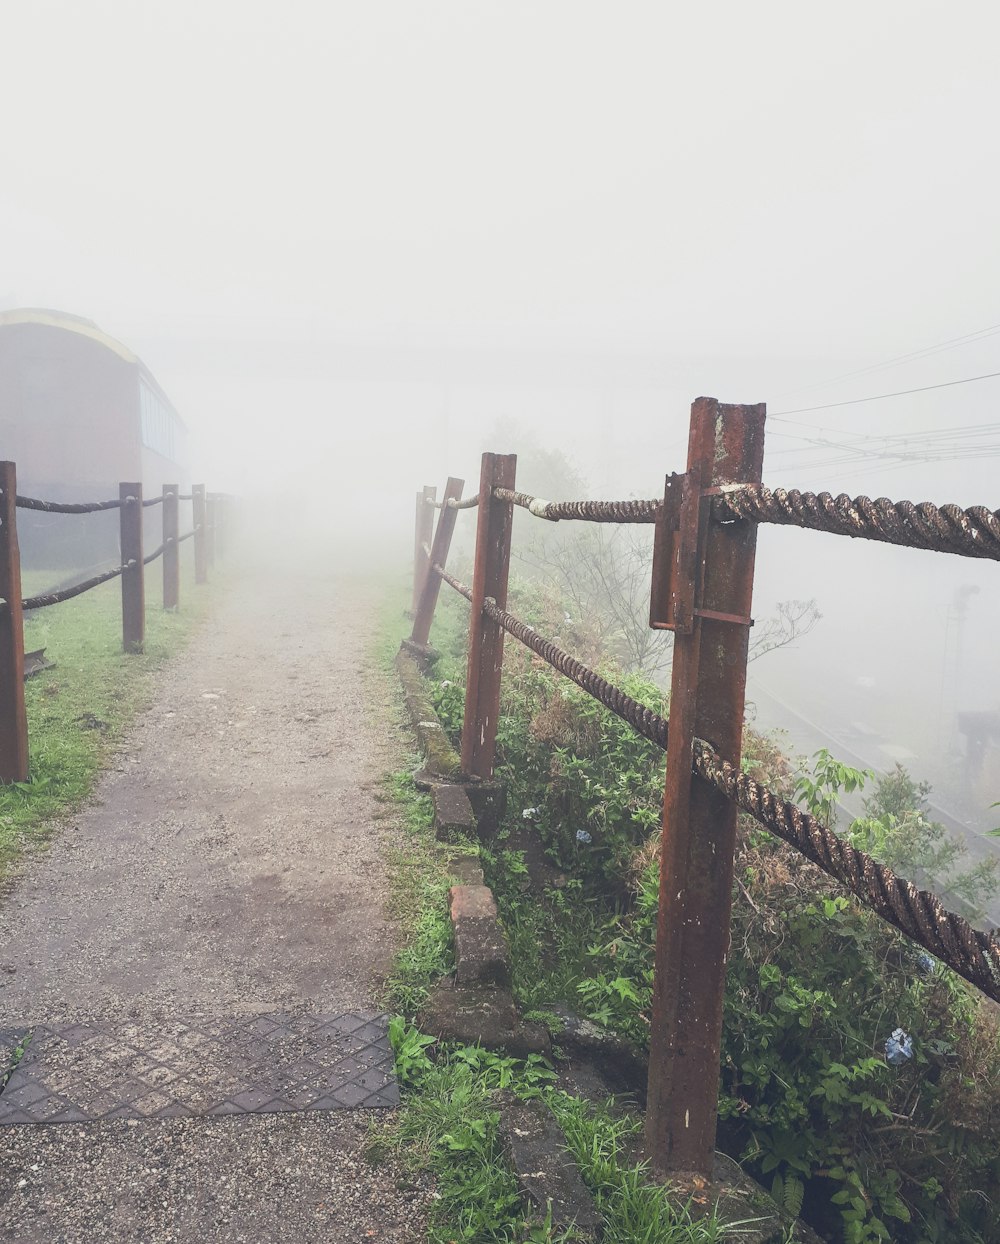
(0, 1011), (398, 1125)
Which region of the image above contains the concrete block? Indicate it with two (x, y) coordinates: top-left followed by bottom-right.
(498, 1095), (600, 1241)
(418, 980), (550, 1058)
(433, 784), (477, 842)
(449, 884), (512, 988)
(449, 856), (485, 886)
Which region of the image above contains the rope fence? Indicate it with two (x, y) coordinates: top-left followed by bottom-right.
(494, 486), (659, 523)
(432, 561), (1000, 1003)
(410, 397), (1000, 1177)
(715, 485), (1000, 561)
(16, 495), (125, 514)
(16, 492), (199, 515)
(487, 480), (1000, 561)
(426, 493), (481, 510)
(21, 564), (127, 611)
(1, 466), (231, 784)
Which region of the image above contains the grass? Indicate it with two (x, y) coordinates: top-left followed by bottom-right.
(378, 768), (457, 1015)
(0, 557), (213, 879)
(373, 1018), (771, 1244)
(370, 584), (774, 1244)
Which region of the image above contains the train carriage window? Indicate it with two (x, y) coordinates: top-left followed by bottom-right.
(139, 379), (179, 462)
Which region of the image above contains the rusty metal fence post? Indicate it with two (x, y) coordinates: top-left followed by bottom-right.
(192, 485), (207, 584)
(645, 397), (766, 1177)
(413, 486), (436, 614)
(460, 453), (516, 780)
(163, 484), (179, 610)
(120, 482), (145, 654)
(411, 478), (465, 648)
(0, 463), (29, 782)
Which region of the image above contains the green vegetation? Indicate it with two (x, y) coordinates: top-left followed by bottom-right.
(379, 768), (456, 1015)
(376, 592), (781, 1243)
(0, 569), (212, 878)
(373, 1019), (769, 1244)
(384, 576), (1000, 1244)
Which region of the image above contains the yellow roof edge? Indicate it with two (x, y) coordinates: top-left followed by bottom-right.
(0, 308), (138, 364)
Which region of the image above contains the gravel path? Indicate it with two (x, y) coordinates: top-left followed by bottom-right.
(0, 564), (430, 1241)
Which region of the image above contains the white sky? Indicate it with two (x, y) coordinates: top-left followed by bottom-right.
(4, 1), (1000, 821)
(4, 4), (999, 398)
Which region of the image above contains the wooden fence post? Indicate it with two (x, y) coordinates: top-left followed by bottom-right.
(412, 486), (437, 614)
(163, 484), (179, 610)
(645, 397), (766, 1178)
(460, 453), (516, 780)
(193, 485), (208, 584)
(0, 463), (29, 783)
(411, 477), (465, 648)
(120, 482), (145, 654)
(206, 496), (217, 569)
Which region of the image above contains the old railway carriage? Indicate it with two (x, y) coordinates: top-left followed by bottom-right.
(0, 308), (190, 568)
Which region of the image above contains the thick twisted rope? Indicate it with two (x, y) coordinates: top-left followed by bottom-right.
(482, 596), (669, 748)
(716, 485), (1000, 561)
(493, 487), (658, 524)
(426, 494), (480, 510)
(429, 562), (1000, 1001)
(427, 481), (1000, 557)
(15, 494), (124, 514)
(18, 531), (199, 610)
(434, 564), (473, 601)
(14, 492), (200, 513)
(692, 744), (1000, 1000)
(21, 564), (126, 610)
(434, 565), (667, 747)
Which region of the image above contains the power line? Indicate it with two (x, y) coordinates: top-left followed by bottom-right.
(770, 370), (1000, 417)
(768, 419), (1000, 445)
(777, 321), (1000, 399)
(766, 423), (1000, 463)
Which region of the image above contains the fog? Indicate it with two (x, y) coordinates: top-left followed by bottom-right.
(3, 3), (1000, 899)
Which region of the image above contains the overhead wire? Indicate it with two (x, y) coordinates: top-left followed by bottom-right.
(777, 321), (1000, 399)
(770, 370), (1000, 418)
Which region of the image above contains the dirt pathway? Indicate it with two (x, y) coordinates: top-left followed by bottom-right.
(0, 564), (429, 1241)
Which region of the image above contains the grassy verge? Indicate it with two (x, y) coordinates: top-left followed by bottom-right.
(378, 768), (456, 1015)
(0, 563), (214, 879)
(371, 586), (770, 1244)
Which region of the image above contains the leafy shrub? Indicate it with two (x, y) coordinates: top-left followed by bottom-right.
(422, 586), (1000, 1242)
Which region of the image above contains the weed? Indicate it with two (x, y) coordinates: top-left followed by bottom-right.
(380, 768), (454, 1016)
(0, 1032), (32, 1094)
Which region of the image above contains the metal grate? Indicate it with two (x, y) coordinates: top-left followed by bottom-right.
(0, 1011), (398, 1125)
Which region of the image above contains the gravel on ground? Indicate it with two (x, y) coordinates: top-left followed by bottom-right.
(0, 559), (429, 1242)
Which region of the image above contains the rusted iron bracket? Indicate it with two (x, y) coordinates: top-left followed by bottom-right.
(650, 473), (754, 633)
